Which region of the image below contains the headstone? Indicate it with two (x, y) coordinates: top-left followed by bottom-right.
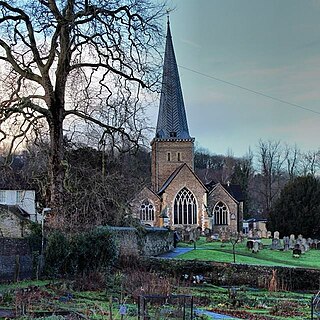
(271, 238), (281, 250)
(204, 228), (212, 236)
(246, 240), (254, 250)
(298, 234), (303, 241)
(274, 231), (280, 239)
(261, 230), (267, 238)
(252, 241), (259, 253)
(267, 231), (272, 238)
(300, 244), (306, 254)
(248, 229), (253, 239)
(257, 230), (262, 239)
(296, 238), (302, 248)
(310, 240), (317, 250)
(302, 238), (309, 252)
(289, 234), (296, 249)
(283, 236), (290, 251)
(258, 241), (264, 250)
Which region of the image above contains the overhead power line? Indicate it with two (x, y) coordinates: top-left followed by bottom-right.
(179, 65), (320, 116)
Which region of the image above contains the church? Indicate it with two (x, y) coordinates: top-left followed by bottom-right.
(131, 21), (244, 236)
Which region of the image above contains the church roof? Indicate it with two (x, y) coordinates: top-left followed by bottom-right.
(208, 182), (244, 203)
(157, 163), (207, 195)
(155, 21), (191, 140)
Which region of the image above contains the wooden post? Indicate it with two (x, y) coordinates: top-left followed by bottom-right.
(109, 296), (113, 320)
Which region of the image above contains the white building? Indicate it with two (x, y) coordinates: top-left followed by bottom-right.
(0, 190), (37, 222)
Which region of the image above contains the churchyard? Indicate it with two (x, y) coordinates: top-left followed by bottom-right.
(178, 235), (320, 269)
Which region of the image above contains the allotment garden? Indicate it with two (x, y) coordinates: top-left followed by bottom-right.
(0, 234), (319, 319)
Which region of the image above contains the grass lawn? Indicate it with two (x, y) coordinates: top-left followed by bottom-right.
(177, 237), (320, 268)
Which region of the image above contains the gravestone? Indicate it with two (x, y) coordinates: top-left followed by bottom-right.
(267, 231), (272, 238)
(310, 240), (317, 250)
(283, 236), (290, 251)
(298, 234), (303, 241)
(271, 238), (282, 250)
(247, 240), (254, 250)
(252, 241), (259, 253)
(248, 230), (253, 239)
(261, 230), (267, 238)
(302, 238), (309, 252)
(274, 231), (280, 239)
(257, 230), (262, 239)
(289, 234), (296, 249)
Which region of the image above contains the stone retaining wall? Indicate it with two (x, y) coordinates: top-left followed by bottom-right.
(108, 226), (174, 256)
(0, 238), (33, 281)
(0, 227), (173, 282)
(142, 257), (320, 291)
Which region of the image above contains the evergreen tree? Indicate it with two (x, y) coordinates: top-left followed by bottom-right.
(268, 175), (320, 237)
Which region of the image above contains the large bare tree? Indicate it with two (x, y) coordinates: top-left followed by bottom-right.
(0, 0), (164, 218)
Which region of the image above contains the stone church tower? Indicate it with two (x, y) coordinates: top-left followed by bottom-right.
(131, 21), (243, 235)
(151, 21), (194, 192)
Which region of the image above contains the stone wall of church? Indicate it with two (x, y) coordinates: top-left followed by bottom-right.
(151, 139), (194, 191)
(130, 188), (162, 227)
(161, 165), (208, 229)
(208, 186), (239, 233)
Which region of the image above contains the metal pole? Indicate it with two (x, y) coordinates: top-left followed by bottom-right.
(191, 296), (193, 320)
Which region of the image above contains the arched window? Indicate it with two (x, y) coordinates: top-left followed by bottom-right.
(213, 201), (229, 225)
(173, 188), (197, 225)
(140, 199), (155, 221)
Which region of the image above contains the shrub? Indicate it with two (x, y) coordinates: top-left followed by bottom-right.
(45, 227), (116, 277)
(45, 231), (69, 276)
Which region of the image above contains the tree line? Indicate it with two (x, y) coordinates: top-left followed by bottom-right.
(194, 140), (320, 220)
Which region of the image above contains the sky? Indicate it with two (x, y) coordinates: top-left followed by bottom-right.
(146, 0), (320, 157)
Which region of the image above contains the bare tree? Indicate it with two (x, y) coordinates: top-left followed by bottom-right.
(256, 139), (286, 216)
(0, 1), (164, 219)
(284, 143), (300, 180)
(300, 150), (319, 176)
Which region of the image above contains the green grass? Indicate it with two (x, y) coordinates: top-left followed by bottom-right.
(177, 238), (320, 268)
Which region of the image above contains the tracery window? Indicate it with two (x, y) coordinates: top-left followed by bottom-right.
(140, 199), (155, 221)
(173, 187), (197, 225)
(214, 201), (229, 225)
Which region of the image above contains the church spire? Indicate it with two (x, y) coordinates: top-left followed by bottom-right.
(155, 20), (191, 140)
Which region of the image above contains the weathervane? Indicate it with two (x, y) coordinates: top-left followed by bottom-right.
(166, 8), (171, 24)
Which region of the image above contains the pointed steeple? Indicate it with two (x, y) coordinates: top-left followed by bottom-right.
(155, 20), (192, 140)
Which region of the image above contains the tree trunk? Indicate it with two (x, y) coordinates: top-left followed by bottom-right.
(48, 102), (65, 226)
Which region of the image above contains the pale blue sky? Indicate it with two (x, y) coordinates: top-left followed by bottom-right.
(147, 0), (320, 157)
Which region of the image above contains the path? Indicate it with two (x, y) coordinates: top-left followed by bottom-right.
(158, 249), (241, 320)
(196, 309), (240, 319)
(157, 247), (193, 258)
